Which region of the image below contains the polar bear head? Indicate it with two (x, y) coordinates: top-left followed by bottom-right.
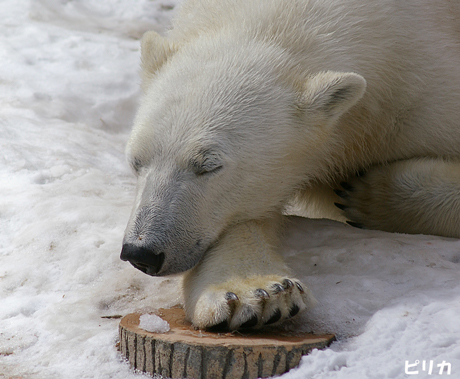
(121, 31), (366, 276)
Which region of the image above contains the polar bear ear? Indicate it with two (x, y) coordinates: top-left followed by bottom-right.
(299, 71), (366, 122)
(140, 31), (177, 85)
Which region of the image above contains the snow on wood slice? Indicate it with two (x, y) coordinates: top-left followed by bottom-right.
(119, 307), (335, 379)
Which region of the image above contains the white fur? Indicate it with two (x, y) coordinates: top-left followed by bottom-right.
(124, 0), (460, 329)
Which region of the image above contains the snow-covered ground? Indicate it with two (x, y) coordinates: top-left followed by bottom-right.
(1, 1), (460, 378)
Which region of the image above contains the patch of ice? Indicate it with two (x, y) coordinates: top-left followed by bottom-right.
(139, 314), (170, 333)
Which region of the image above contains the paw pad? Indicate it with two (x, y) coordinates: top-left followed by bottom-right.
(240, 314), (258, 328)
(265, 309), (282, 325)
(288, 304), (300, 318)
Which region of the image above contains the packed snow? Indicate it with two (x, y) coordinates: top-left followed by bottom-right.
(1, 1), (460, 378)
(139, 314), (170, 334)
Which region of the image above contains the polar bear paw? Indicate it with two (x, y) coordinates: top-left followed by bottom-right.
(334, 167), (405, 232)
(188, 276), (316, 331)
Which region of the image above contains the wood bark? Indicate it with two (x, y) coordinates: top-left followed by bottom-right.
(119, 308), (335, 379)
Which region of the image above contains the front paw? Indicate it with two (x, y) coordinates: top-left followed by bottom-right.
(334, 179), (366, 229)
(187, 276), (316, 331)
(334, 170), (396, 231)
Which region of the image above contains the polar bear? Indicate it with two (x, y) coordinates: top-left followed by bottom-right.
(121, 0), (460, 330)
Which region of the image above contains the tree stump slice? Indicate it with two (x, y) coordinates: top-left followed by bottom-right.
(119, 308), (335, 379)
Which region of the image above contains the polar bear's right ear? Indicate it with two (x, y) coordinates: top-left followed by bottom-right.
(298, 71), (367, 124)
(140, 31), (177, 85)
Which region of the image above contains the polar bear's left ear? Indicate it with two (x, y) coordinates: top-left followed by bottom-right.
(140, 31), (178, 88)
(299, 71), (366, 122)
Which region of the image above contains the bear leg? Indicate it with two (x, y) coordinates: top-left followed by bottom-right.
(182, 218), (316, 331)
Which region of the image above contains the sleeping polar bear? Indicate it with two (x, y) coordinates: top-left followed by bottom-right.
(121, 0), (460, 330)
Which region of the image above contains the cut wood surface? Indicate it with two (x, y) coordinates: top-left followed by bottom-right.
(119, 308), (335, 379)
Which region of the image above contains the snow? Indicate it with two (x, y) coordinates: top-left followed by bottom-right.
(1, 1), (459, 378)
(139, 314), (170, 334)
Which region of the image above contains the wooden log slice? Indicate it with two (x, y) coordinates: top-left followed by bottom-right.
(119, 308), (335, 379)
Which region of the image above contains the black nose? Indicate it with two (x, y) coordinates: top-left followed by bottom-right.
(120, 244), (165, 276)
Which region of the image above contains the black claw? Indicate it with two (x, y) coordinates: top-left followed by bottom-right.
(240, 314), (258, 329)
(225, 292), (239, 304)
(288, 304), (300, 318)
(272, 283), (285, 294)
(265, 309), (282, 325)
(255, 288), (270, 300)
(282, 279), (294, 290)
(340, 182), (354, 191)
(295, 281), (304, 293)
(334, 189), (348, 199)
(334, 202), (348, 211)
(207, 320), (229, 332)
(346, 221), (364, 229)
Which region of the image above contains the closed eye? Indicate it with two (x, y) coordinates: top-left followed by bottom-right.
(194, 164), (223, 176)
(190, 147), (224, 176)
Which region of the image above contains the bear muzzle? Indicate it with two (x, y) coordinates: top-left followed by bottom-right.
(120, 244), (165, 276)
